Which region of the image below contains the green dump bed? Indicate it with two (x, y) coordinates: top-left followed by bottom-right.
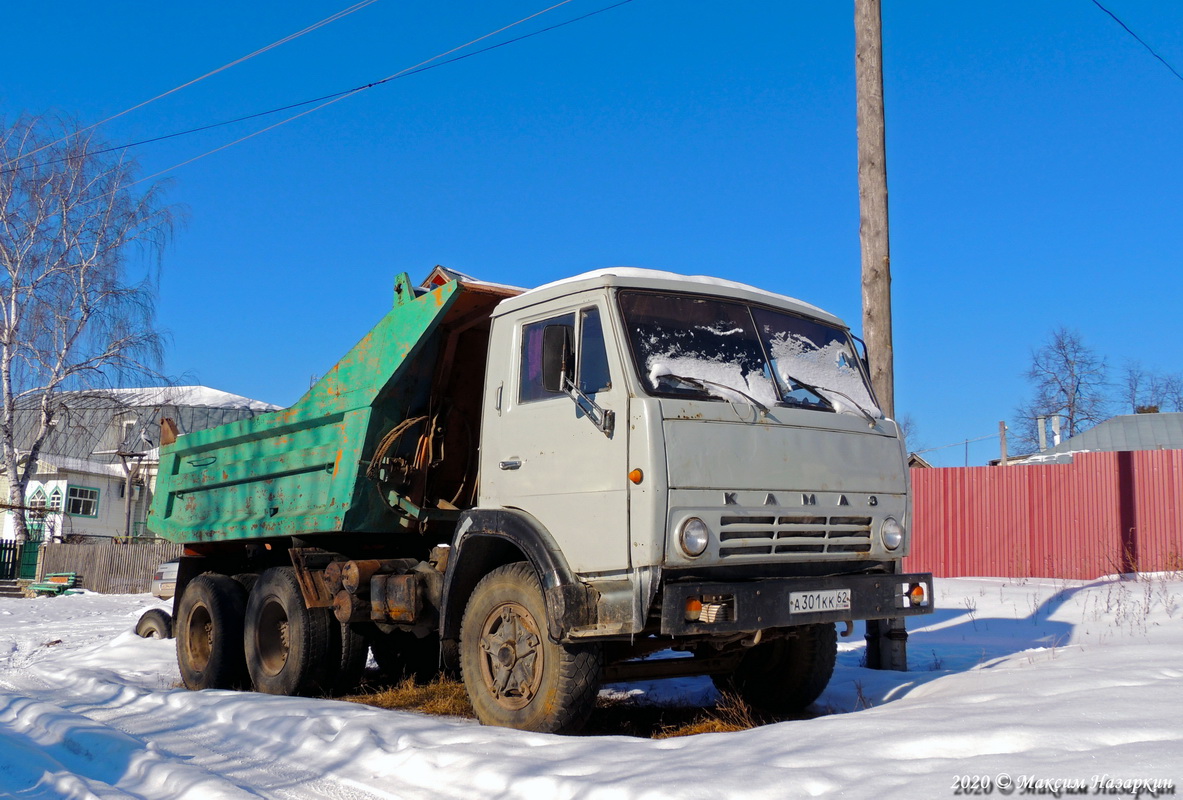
(148, 273), (513, 545)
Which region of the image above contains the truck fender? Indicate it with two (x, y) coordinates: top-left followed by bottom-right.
(440, 509), (595, 643)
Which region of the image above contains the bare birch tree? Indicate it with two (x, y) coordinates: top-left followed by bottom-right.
(1013, 327), (1109, 453)
(1121, 360), (1183, 413)
(0, 115), (176, 543)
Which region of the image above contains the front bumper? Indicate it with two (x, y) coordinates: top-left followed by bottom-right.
(659, 571), (934, 635)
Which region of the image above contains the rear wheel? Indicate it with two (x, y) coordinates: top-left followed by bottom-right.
(176, 573), (249, 690)
(244, 567), (333, 696)
(459, 562), (601, 733)
(712, 623), (837, 714)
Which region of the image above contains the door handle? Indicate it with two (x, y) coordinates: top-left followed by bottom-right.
(499, 459), (522, 470)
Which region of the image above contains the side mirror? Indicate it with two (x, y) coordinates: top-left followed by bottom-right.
(541, 325), (574, 393)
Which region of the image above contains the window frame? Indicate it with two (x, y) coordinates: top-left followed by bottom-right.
(66, 485), (100, 518)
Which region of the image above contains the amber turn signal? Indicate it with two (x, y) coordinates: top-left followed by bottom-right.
(628, 468), (644, 484)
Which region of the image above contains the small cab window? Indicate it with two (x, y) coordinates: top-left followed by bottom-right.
(577, 307), (611, 395)
(519, 307), (612, 403)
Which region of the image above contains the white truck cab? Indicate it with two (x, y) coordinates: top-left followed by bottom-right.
(448, 269), (931, 728)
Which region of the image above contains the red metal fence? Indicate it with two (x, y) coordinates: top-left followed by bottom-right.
(905, 450), (1183, 579)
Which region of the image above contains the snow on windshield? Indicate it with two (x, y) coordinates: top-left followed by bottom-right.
(768, 333), (880, 417)
(647, 356), (780, 407)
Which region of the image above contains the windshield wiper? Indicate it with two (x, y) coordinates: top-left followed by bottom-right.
(780, 372), (878, 428)
(656, 372), (771, 417)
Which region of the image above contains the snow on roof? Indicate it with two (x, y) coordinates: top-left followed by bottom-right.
(497, 268), (842, 326)
(55, 386), (282, 412)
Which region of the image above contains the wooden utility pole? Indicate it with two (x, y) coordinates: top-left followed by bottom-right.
(855, 0), (893, 419)
(855, 0), (907, 672)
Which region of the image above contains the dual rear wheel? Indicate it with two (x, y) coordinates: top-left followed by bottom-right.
(175, 567), (367, 697)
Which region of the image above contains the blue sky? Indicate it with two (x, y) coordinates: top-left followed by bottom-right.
(3, 1), (1181, 465)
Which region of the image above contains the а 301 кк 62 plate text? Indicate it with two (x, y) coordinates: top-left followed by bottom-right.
(789, 588), (851, 613)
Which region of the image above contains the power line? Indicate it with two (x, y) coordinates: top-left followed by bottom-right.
(913, 432), (999, 455)
(3, 0), (635, 178)
(1090, 0), (1183, 84)
(9, 0), (382, 167)
(127, 0), (611, 188)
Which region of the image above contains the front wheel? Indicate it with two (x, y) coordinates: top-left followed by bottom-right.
(712, 623), (837, 714)
(460, 562), (601, 733)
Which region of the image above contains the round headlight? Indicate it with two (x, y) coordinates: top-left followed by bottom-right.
(881, 517), (904, 551)
(679, 518), (710, 557)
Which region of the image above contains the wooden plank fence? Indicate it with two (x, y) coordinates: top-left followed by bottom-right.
(37, 541), (183, 594)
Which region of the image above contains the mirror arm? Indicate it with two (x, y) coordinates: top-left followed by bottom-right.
(562, 376), (615, 437)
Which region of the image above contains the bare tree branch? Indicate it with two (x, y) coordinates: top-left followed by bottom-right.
(1012, 327), (1109, 454)
(0, 114), (178, 543)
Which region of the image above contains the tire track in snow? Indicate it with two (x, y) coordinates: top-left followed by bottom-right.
(0, 668), (396, 800)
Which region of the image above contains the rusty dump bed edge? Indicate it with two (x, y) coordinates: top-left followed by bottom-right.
(147, 273), (518, 545)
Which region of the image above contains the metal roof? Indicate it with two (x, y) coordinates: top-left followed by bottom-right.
(13, 386), (281, 464)
(1021, 413), (1183, 464)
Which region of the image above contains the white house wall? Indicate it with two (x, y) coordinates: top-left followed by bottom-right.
(1, 468), (155, 542)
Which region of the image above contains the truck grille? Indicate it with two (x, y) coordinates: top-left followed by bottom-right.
(718, 514), (873, 558)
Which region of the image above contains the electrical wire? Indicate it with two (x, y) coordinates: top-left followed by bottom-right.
(9, 0), (382, 167)
(1090, 0), (1183, 84)
(913, 432), (1000, 455)
(126, 0), (635, 189)
(4, 0), (635, 180)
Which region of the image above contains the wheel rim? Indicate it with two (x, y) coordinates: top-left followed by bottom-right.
(477, 601), (544, 711)
(185, 604), (213, 671)
(256, 597), (291, 676)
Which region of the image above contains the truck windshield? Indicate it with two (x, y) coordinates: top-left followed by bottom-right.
(617, 291), (880, 417)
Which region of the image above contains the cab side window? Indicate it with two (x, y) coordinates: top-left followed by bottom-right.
(578, 307), (611, 395)
(519, 307), (612, 403)
(520, 312), (575, 403)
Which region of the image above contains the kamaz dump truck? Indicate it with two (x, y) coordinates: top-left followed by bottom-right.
(149, 267), (933, 733)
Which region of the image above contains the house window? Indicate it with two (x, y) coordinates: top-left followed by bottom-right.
(66, 486), (100, 517)
(28, 488), (47, 511)
(48, 488), (63, 512)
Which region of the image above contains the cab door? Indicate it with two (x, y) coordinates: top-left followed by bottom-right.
(481, 301), (629, 573)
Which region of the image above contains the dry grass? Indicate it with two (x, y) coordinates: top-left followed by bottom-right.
(342, 676), (475, 719)
(650, 693), (764, 738)
(341, 674), (811, 738)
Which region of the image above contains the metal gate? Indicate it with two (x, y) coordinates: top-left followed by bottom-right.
(0, 540), (17, 580)
(17, 523), (43, 580)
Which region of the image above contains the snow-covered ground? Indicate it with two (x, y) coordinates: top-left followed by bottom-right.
(1, 575), (1181, 799)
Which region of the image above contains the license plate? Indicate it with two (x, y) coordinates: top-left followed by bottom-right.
(789, 588), (851, 614)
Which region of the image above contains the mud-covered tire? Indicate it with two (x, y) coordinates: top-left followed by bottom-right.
(176, 573), (249, 690)
(460, 562), (601, 733)
(244, 567), (334, 696)
(135, 608), (173, 639)
(712, 623), (837, 714)
(371, 630), (441, 684)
